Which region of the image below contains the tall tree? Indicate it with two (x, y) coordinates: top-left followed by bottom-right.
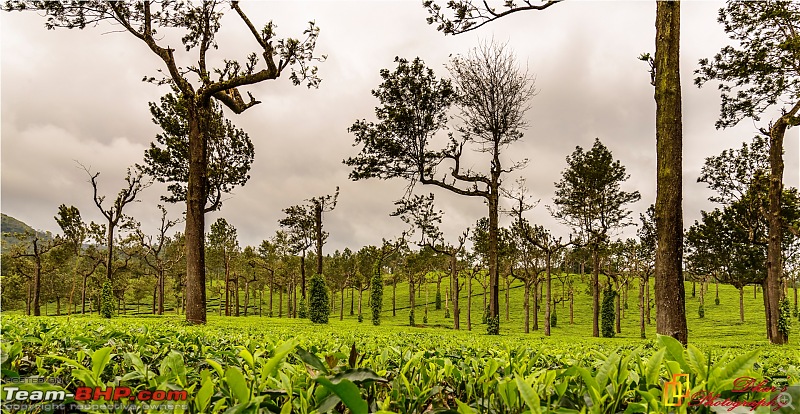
(4, 1), (324, 324)
(551, 138), (641, 337)
(695, 0), (800, 344)
(208, 218), (239, 316)
(55, 204), (89, 319)
(346, 42), (535, 334)
(651, 0), (688, 345)
(279, 187), (338, 299)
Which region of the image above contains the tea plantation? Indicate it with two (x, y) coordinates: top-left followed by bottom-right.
(2, 280), (799, 413)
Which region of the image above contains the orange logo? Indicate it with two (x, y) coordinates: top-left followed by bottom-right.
(663, 373), (691, 407)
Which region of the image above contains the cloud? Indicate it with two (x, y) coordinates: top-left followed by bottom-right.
(1, 1), (798, 253)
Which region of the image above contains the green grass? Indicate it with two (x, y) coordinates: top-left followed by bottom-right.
(23, 274), (800, 349)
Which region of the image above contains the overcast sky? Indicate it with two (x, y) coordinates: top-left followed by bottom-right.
(1, 1), (798, 252)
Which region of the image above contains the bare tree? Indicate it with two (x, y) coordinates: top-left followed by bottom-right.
(83, 165), (151, 284)
(134, 205), (183, 315)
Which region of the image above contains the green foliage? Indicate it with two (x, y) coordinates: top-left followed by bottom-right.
(778, 297), (791, 337)
(423, 310), (428, 324)
(444, 307), (450, 319)
(298, 297), (308, 319)
(345, 56), (455, 182)
(552, 138), (641, 244)
(100, 281), (114, 319)
(601, 284), (616, 338)
(409, 309), (415, 326)
(370, 263), (383, 326)
(695, 1), (800, 129)
(486, 315), (499, 335)
(309, 273), (329, 324)
(550, 309), (557, 328)
(1, 313), (797, 414)
(699, 304), (705, 319)
(435, 289), (442, 310)
(142, 90), (255, 211)
(716, 297), (721, 305)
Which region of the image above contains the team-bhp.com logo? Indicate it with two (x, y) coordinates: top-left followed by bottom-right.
(2, 385), (188, 411)
(662, 373), (797, 412)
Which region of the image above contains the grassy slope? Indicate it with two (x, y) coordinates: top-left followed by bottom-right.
(32, 273), (798, 349)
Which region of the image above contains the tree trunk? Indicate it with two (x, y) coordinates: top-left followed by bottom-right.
(615, 278), (621, 334)
(315, 203), (323, 276)
(532, 280), (539, 331)
(524, 279), (530, 334)
(392, 278), (397, 316)
(646, 276), (652, 324)
(591, 248), (600, 337)
(654, 0), (688, 345)
(504, 276), (510, 322)
(467, 273), (473, 331)
(82, 275), (88, 315)
(184, 101), (208, 325)
(340, 285), (345, 320)
(488, 184), (500, 334)
(279, 286), (283, 318)
(764, 115), (793, 344)
(715, 279), (719, 304)
(639, 277), (646, 339)
(224, 260), (231, 316)
(158, 272), (165, 315)
(350, 286), (355, 316)
(26, 281), (31, 316)
(56, 295), (61, 316)
(235, 277), (240, 317)
(739, 286), (745, 322)
(244, 280), (249, 317)
(33, 258), (42, 316)
(153, 284), (157, 314)
(754, 284), (758, 299)
(569, 288), (574, 324)
(545, 251), (553, 336)
(300, 252), (306, 299)
(451, 255), (460, 330)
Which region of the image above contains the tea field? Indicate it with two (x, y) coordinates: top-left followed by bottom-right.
(2, 280), (799, 413)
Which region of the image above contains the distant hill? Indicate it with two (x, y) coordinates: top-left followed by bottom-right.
(1, 213), (50, 252)
(2, 213), (36, 235)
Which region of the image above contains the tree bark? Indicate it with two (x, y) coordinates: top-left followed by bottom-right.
(185, 101), (209, 324)
(532, 280), (540, 331)
(654, 0), (688, 345)
(524, 280), (530, 333)
(33, 256), (42, 316)
(639, 277), (646, 339)
(739, 285), (746, 322)
(545, 251), (553, 336)
(467, 272), (473, 331)
(765, 115), (792, 344)
(615, 278), (621, 334)
(591, 248), (600, 337)
(488, 183), (500, 333)
(451, 255), (460, 330)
